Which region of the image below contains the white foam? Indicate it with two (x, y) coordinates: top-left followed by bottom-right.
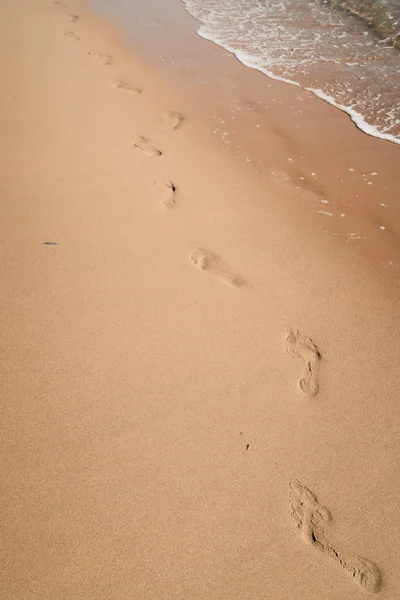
(305, 88), (400, 145)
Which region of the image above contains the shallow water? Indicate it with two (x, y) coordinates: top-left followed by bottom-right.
(181, 0), (400, 144)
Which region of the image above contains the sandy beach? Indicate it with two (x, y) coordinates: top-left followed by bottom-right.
(1, 1), (400, 598)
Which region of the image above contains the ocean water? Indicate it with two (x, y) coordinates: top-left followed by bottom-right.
(181, 0), (400, 144)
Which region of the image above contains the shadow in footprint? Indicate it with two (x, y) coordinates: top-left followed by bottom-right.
(64, 30), (80, 41)
(190, 248), (244, 287)
(88, 52), (113, 66)
(289, 481), (381, 593)
(110, 80), (142, 94)
(162, 180), (176, 207)
(47, 0), (67, 7)
(286, 329), (320, 397)
(130, 135), (162, 157)
(161, 110), (185, 131)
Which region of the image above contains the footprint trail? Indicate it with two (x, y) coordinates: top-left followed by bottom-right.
(190, 248), (244, 287)
(289, 481), (381, 593)
(286, 329), (320, 397)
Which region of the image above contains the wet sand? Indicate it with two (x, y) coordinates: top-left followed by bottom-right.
(1, 1), (399, 599)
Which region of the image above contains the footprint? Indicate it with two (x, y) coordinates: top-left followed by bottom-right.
(47, 0), (67, 7)
(161, 110), (184, 131)
(69, 14), (79, 23)
(286, 330), (320, 397)
(110, 80), (142, 94)
(190, 248), (244, 287)
(130, 135), (162, 157)
(289, 481), (381, 593)
(162, 180), (176, 207)
(64, 30), (80, 41)
(88, 52), (113, 66)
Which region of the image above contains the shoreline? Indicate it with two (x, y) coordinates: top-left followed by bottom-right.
(1, 1), (399, 599)
(196, 26), (400, 146)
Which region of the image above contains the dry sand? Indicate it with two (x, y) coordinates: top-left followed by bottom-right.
(1, 1), (399, 599)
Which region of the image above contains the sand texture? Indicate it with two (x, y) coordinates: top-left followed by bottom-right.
(1, 1), (399, 599)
